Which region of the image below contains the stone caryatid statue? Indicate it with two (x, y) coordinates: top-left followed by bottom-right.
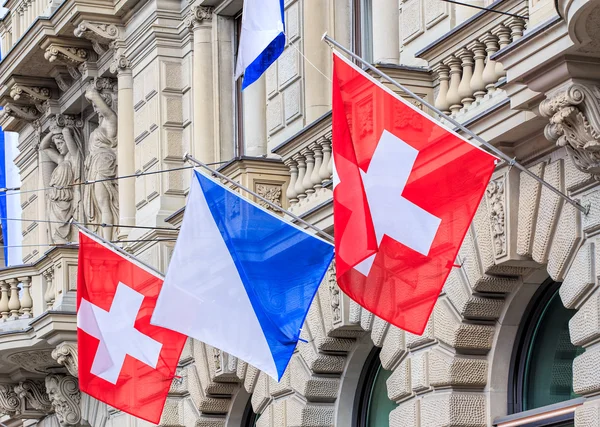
(83, 84), (119, 241)
(39, 120), (84, 244)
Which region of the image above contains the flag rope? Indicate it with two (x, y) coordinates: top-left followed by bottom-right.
(0, 217), (177, 232)
(440, 0), (528, 19)
(184, 153), (335, 244)
(0, 238), (177, 250)
(322, 33), (590, 216)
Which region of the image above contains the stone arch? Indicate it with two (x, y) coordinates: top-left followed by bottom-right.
(181, 151), (599, 426)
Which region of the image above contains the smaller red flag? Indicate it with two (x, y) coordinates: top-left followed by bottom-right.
(332, 51), (497, 335)
(77, 230), (186, 424)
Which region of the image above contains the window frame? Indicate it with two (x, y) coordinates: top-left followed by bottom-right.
(233, 12), (244, 158)
(499, 279), (583, 426)
(352, 346), (381, 427)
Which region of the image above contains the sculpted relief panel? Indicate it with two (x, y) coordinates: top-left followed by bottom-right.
(36, 78), (119, 243)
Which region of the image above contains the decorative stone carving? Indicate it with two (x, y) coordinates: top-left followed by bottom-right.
(327, 262), (341, 325)
(7, 350), (61, 374)
(540, 83), (600, 180)
(53, 73), (73, 92)
(485, 177), (506, 257)
(74, 22), (120, 55)
(83, 83), (119, 240)
(44, 44), (93, 66)
(39, 116), (84, 244)
(15, 380), (52, 413)
(0, 384), (19, 416)
(213, 348), (222, 373)
(185, 5), (213, 27)
(52, 343), (78, 378)
(45, 375), (81, 426)
(10, 84), (51, 103)
(255, 183), (282, 210)
(1, 103), (40, 122)
(109, 54), (130, 75)
(43, 267), (55, 308)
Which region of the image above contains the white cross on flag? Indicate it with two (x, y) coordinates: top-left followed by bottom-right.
(77, 230), (187, 424)
(332, 52), (498, 335)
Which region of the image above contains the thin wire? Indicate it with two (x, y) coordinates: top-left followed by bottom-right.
(0, 238), (177, 250)
(285, 33), (333, 83)
(440, 0), (528, 19)
(0, 217), (177, 231)
(0, 161), (230, 197)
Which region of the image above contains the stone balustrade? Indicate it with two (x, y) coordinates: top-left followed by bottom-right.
(428, 15), (526, 119)
(272, 113), (334, 215)
(0, 246), (78, 332)
(0, 0), (61, 54)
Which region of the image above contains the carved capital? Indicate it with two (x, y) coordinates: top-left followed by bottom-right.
(51, 114), (84, 130)
(1, 103), (40, 122)
(110, 54), (130, 75)
(52, 343), (78, 378)
(44, 44), (95, 66)
(10, 84), (51, 103)
(186, 5), (213, 27)
(540, 83), (600, 179)
(45, 375), (81, 426)
(74, 21), (120, 55)
(93, 77), (117, 93)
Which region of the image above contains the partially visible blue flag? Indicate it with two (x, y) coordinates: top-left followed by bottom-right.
(0, 119), (6, 263)
(235, 0), (285, 89)
(151, 170), (333, 380)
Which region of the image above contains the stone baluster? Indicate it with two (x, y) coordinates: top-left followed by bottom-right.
(44, 269), (55, 308)
(456, 48), (475, 110)
(506, 17), (526, 41)
(19, 277), (32, 318)
(302, 149), (316, 195)
(285, 160), (299, 205)
(320, 139), (332, 185)
(444, 56), (463, 115)
(467, 40), (487, 103)
(481, 32), (500, 93)
(294, 154), (307, 200)
(311, 143), (324, 191)
(434, 63), (451, 115)
(27, 0), (33, 27)
(326, 139), (333, 178)
(492, 24), (511, 78)
(7, 279), (21, 320)
(0, 281), (9, 321)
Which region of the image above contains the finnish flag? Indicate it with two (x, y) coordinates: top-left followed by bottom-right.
(151, 170), (334, 380)
(234, 0), (285, 89)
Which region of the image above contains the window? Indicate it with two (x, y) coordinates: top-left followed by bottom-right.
(497, 280), (585, 426)
(354, 347), (396, 427)
(241, 396), (259, 427)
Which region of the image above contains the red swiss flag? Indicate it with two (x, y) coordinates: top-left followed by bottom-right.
(332, 52), (497, 335)
(77, 230), (187, 424)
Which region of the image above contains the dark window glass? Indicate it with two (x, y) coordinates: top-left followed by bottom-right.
(365, 364), (395, 426)
(522, 288), (584, 410)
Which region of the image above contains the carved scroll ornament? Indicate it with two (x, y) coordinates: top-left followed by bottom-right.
(540, 83), (600, 179)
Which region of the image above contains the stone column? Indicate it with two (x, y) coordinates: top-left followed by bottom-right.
(304, 0), (331, 122)
(372, 0), (400, 64)
(111, 54), (135, 238)
(188, 6), (215, 163)
(243, 74), (267, 157)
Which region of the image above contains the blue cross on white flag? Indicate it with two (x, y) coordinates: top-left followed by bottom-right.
(151, 170), (334, 381)
(235, 0), (285, 89)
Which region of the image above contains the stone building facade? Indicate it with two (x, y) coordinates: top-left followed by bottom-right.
(0, 0), (596, 425)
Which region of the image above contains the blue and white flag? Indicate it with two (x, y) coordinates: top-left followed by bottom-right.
(151, 170), (334, 380)
(235, 0), (285, 89)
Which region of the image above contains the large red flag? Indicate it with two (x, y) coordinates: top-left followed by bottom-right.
(77, 230), (187, 424)
(332, 52), (497, 335)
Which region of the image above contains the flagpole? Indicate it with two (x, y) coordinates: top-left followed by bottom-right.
(322, 33), (590, 216)
(71, 219), (166, 279)
(183, 153), (335, 244)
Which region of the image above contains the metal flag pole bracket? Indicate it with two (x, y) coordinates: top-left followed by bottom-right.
(183, 153), (335, 244)
(321, 33), (590, 217)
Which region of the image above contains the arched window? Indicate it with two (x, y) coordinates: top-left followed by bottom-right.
(240, 397), (258, 427)
(496, 280), (585, 426)
(353, 347), (396, 427)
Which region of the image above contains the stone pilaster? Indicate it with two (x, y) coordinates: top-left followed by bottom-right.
(187, 6), (215, 163)
(110, 53), (136, 238)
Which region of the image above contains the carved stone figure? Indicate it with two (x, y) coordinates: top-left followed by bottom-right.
(45, 374), (81, 426)
(84, 84), (119, 240)
(39, 122), (83, 244)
